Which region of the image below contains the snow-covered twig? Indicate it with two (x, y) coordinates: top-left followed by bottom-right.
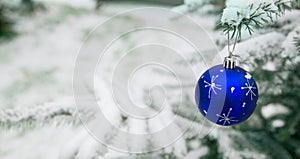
(0, 102), (80, 129)
(221, 0), (294, 39)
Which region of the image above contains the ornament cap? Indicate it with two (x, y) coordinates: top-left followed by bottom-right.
(223, 56), (239, 69)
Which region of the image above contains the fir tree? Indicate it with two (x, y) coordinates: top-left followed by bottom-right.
(0, 2), (15, 39)
(174, 0), (300, 158)
(1, 1), (299, 158)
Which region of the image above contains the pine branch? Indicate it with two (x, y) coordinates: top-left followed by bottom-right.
(295, 37), (300, 53)
(0, 103), (81, 129)
(0, 2), (16, 39)
(172, 0), (225, 18)
(221, 0), (294, 39)
(243, 131), (293, 159)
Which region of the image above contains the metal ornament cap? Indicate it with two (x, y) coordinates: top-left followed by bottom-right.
(223, 56), (238, 69)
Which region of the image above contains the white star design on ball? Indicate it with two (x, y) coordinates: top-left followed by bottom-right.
(241, 80), (257, 100)
(204, 75), (222, 99)
(216, 108), (238, 125)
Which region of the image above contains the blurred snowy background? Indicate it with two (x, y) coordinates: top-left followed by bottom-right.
(0, 0), (299, 159)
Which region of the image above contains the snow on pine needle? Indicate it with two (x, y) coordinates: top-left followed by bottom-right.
(0, 102), (80, 129)
(172, 0), (207, 14)
(295, 37), (300, 53)
(221, 0), (294, 38)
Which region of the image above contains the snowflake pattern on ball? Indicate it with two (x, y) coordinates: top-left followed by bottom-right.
(241, 80), (257, 100)
(203, 75), (222, 99)
(216, 108), (238, 126)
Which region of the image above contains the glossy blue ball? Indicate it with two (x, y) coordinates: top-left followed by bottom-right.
(195, 65), (258, 126)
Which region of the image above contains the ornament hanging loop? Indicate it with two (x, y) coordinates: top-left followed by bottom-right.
(224, 31), (240, 69)
(227, 31), (239, 57)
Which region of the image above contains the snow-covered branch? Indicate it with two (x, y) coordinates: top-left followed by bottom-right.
(0, 103), (79, 128)
(221, 0), (294, 38)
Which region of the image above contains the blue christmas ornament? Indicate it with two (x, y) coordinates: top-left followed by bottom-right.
(195, 57), (258, 126)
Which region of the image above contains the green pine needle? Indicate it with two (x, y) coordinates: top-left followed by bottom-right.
(222, 0), (295, 40)
(295, 37), (300, 53)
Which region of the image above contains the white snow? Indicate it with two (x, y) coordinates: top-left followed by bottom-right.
(172, 0), (206, 14)
(261, 103), (290, 119)
(188, 139), (201, 149)
(272, 119), (285, 128)
(214, 128), (266, 159)
(281, 26), (300, 63)
(183, 147), (208, 159)
(278, 10), (300, 25)
(0, 101), (75, 124)
(262, 61), (277, 71)
(0, 126), (79, 159)
(39, 0), (96, 9)
(216, 32), (285, 71)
